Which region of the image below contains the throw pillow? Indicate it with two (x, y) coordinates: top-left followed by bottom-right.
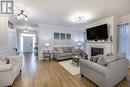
(97, 56), (106, 66)
(58, 48), (64, 53)
(0, 57), (7, 64)
(0, 57), (10, 64)
(5, 58), (10, 64)
(89, 56), (95, 61)
(0, 60), (6, 65)
(93, 54), (103, 63)
(54, 48), (58, 51)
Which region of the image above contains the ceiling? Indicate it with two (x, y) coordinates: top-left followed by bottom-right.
(14, 0), (130, 28)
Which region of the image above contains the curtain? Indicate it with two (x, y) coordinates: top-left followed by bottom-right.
(118, 23), (130, 61)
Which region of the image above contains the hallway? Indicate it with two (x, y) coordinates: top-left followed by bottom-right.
(13, 53), (130, 87)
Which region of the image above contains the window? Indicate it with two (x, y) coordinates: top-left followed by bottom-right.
(54, 32), (59, 40)
(117, 23), (130, 61)
(66, 34), (71, 40)
(60, 33), (65, 40)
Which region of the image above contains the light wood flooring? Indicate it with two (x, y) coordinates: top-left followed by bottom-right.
(13, 53), (130, 87)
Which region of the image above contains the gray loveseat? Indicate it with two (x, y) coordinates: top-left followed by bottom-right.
(80, 53), (129, 87)
(53, 47), (79, 60)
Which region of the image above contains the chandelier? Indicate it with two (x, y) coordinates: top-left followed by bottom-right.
(74, 16), (87, 23)
(17, 10), (28, 21)
(23, 28), (29, 32)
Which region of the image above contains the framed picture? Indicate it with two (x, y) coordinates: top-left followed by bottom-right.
(60, 33), (65, 40)
(54, 32), (59, 40)
(66, 34), (71, 40)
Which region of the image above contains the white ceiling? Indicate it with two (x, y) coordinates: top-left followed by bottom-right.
(15, 0), (130, 28)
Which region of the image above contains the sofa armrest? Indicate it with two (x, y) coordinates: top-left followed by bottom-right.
(0, 64), (13, 72)
(80, 59), (110, 76)
(105, 58), (129, 86)
(53, 51), (59, 57)
(107, 58), (129, 70)
(107, 58), (129, 77)
(6, 55), (23, 63)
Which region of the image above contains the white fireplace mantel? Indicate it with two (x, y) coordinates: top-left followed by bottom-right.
(86, 42), (112, 59)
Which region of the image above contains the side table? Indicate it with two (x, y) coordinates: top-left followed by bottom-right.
(43, 50), (52, 62)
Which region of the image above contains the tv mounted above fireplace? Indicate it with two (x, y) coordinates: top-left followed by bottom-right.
(86, 24), (108, 40)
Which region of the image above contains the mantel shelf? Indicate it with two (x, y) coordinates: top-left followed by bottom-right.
(87, 41), (112, 43)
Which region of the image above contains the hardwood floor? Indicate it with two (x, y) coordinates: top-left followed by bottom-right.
(13, 53), (130, 87)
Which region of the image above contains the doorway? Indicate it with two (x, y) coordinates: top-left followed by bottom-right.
(20, 34), (35, 53)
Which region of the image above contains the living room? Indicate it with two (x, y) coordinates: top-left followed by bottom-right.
(0, 0), (130, 87)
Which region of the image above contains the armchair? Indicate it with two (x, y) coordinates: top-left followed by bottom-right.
(0, 55), (23, 87)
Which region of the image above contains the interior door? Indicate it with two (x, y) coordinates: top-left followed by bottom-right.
(23, 36), (33, 53)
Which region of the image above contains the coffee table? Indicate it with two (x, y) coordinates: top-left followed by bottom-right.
(72, 55), (80, 67)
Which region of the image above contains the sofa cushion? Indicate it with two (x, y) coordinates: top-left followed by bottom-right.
(66, 53), (72, 56)
(104, 56), (117, 64)
(97, 55), (117, 66)
(71, 47), (75, 52)
(54, 48), (58, 51)
(72, 53), (79, 55)
(60, 53), (66, 57)
(68, 48), (72, 53)
(0, 64), (13, 72)
(71, 48), (79, 53)
(63, 47), (69, 53)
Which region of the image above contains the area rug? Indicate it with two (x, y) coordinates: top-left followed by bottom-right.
(59, 60), (80, 75)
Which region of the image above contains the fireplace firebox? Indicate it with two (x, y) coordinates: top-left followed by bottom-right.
(91, 47), (104, 56)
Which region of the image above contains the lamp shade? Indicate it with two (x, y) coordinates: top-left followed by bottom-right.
(44, 42), (50, 47)
(77, 42), (82, 46)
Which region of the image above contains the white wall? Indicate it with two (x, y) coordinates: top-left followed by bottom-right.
(8, 28), (17, 49)
(118, 14), (130, 24)
(38, 24), (84, 60)
(0, 17), (8, 49)
(0, 17), (17, 55)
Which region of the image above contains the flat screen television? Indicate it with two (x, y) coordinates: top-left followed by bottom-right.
(86, 24), (108, 40)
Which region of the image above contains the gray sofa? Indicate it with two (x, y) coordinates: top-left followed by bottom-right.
(53, 47), (79, 60)
(80, 53), (129, 87)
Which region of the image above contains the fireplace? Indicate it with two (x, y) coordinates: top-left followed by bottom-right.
(91, 47), (104, 56)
